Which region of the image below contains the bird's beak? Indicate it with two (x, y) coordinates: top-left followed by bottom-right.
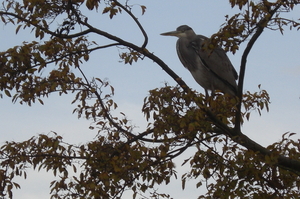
(160, 30), (181, 37)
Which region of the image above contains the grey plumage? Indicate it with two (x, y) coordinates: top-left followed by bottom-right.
(161, 25), (238, 96)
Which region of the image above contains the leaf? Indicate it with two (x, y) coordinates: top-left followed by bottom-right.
(141, 5), (146, 15)
(16, 24), (22, 34)
(246, 112), (250, 121)
(83, 54), (89, 61)
(109, 8), (118, 19)
(72, 165), (77, 173)
(110, 85), (114, 95)
(5, 90), (11, 97)
(39, 31), (44, 39)
(38, 99), (44, 105)
(182, 177), (186, 190)
(196, 181), (202, 188)
(35, 27), (40, 38)
(102, 7), (110, 14)
(86, 0), (99, 10)
(1, 15), (6, 23)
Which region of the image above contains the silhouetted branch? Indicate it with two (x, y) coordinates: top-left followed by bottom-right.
(0, 11), (92, 38)
(112, 0), (148, 48)
(235, 4), (282, 131)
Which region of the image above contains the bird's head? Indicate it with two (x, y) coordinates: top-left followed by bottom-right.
(160, 25), (195, 38)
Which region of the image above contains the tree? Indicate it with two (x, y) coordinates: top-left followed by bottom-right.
(1, 0), (300, 198)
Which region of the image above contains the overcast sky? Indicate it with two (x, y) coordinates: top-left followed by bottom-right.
(1, 0), (300, 198)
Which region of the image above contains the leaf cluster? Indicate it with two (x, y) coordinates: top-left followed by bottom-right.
(0, 35), (95, 104)
(210, 0), (300, 54)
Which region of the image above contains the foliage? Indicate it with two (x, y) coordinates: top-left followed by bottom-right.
(1, 0), (300, 198)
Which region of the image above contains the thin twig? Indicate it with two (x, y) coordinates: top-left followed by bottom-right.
(112, 0), (148, 48)
(0, 11), (92, 39)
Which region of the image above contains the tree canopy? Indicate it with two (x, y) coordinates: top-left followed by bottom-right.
(1, 0), (300, 198)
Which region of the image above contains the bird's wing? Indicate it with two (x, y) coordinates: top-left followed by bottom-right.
(177, 38), (201, 72)
(192, 35), (238, 91)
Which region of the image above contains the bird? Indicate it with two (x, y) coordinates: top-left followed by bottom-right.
(161, 25), (238, 97)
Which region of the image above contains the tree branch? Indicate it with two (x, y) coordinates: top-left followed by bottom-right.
(112, 0), (148, 48)
(76, 15), (192, 94)
(235, 4), (282, 131)
(0, 11), (93, 39)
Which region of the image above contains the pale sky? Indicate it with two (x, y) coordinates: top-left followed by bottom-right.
(1, 0), (300, 198)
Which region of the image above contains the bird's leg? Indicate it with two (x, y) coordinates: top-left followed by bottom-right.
(205, 89), (209, 101)
(205, 89), (214, 106)
(210, 89), (215, 98)
(204, 89), (212, 106)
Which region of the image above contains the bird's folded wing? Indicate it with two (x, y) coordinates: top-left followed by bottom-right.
(192, 36), (238, 92)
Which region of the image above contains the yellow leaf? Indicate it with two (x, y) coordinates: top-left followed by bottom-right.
(102, 7), (110, 14)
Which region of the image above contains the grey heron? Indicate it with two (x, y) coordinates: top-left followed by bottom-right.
(161, 25), (238, 97)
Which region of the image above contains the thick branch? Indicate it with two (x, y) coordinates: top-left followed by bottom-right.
(77, 17), (191, 93)
(233, 132), (300, 175)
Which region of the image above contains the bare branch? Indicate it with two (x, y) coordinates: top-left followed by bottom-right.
(112, 0), (148, 48)
(0, 11), (92, 39)
(235, 4), (282, 131)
